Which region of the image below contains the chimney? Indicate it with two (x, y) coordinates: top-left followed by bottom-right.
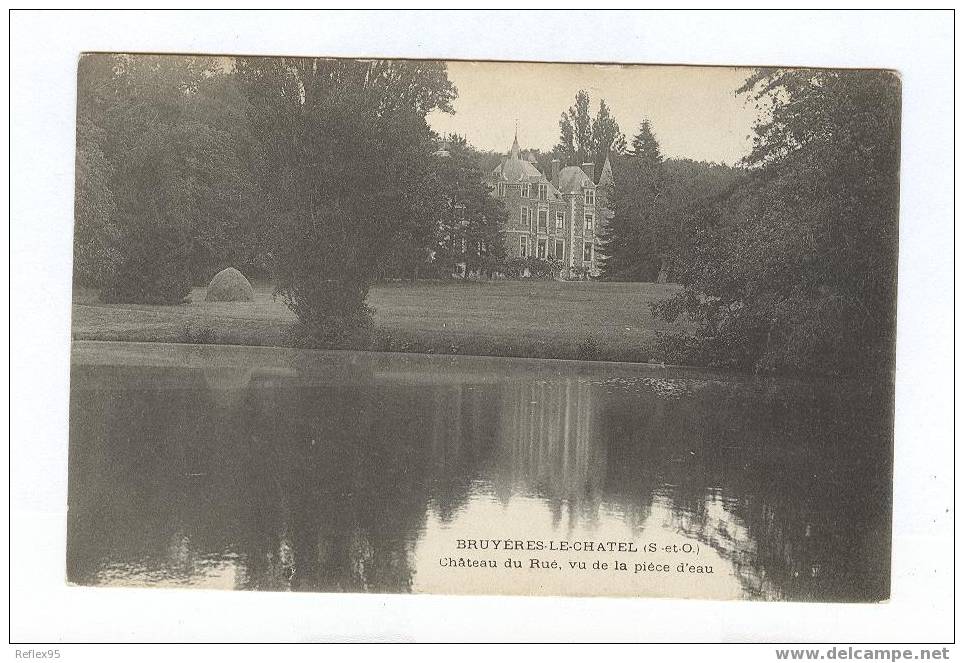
(551, 159), (561, 187)
(582, 162), (595, 182)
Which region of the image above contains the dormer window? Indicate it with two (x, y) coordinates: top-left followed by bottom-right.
(585, 189), (595, 206)
(538, 184), (548, 202)
(521, 183), (530, 198)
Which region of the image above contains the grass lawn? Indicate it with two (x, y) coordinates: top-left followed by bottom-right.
(72, 280), (687, 363)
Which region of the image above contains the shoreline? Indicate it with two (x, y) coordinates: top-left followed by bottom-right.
(69, 338), (884, 389)
(71, 279), (892, 382)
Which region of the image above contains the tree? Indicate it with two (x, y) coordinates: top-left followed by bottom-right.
(600, 122), (741, 284)
(591, 100), (627, 166)
(234, 57), (457, 345)
(435, 137), (507, 278)
(73, 115), (116, 287)
(103, 120), (240, 303)
(74, 53), (242, 303)
(653, 158), (742, 282)
(555, 91), (626, 173)
(652, 68), (900, 376)
(599, 120), (663, 281)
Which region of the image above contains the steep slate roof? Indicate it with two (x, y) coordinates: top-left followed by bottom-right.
(495, 156), (545, 184)
(556, 165), (595, 194)
(491, 134), (564, 200)
(597, 154), (614, 188)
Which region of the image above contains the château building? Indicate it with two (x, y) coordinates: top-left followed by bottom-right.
(489, 133), (613, 279)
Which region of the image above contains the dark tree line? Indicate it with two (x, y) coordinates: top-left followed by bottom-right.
(598, 120), (741, 283)
(650, 68), (900, 376)
(75, 55), (260, 303)
(584, 71), (898, 376)
(73, 55), (506, 345)
(74, 59), (899, 375)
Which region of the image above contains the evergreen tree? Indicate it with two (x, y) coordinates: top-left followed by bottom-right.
(599, 120), (663, 281)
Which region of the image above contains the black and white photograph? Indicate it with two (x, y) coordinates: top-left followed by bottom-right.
(66, 54), (898, 603)
(9, 8), (954, 647)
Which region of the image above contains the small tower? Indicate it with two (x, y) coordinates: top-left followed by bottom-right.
(510, 130), (521, 160)
(597, 153), (614, 189)
(594, 153), (616, 274)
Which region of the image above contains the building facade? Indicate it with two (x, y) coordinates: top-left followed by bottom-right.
(489, 134), (613, 279)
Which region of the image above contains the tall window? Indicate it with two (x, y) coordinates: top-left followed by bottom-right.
(554, 239), (565, 260)
(519, 236), (528, 258)
(538, 183), (548, 201)
(520, 207), (531, 228)
(585, 213), (594, 231)
(537, 238), (547, 259)
(584, 188), (595, 205)
(584, 242), (593, 262)
(555, 211), (564, 231)
(498, 183), (506, 198)
(538, 209), (548, 232)
(521, 183), (530, 198)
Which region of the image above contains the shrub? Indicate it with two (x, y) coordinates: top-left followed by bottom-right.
(526, 258), (560, 280)
(277, 279), (374, 349)
(500, 257), (560, 280)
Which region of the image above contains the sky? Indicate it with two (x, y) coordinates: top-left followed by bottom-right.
(428, 61), (760, 165)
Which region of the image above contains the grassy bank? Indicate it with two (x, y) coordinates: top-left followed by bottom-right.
(72, 280), (687, 363)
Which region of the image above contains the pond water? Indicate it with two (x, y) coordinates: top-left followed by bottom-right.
(67, 342), (892, 602)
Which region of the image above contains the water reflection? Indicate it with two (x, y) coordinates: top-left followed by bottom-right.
(67, 343), (892, 602)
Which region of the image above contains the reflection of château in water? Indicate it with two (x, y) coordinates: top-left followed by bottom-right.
(492, 380), (607, 529)
(67, 346), (891, 602)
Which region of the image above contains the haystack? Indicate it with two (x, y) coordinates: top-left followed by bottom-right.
(205, 267), (254, 302)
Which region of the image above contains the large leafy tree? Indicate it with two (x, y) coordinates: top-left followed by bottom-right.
(75, 54), (251, 302)
(555, 90), (626, 172)
(434, 135), (507, 277)
(234, 57), (457, 345)
(653, 68), (900, 376)
(591, 100), (628, 165)
(655, 158), (743, 280)
(73, 115), (116, 287)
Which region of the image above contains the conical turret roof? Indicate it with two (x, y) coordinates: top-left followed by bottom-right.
(509, 132), (521, 159)
(597, 153), (614, 187)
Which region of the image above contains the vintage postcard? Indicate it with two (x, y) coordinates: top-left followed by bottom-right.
(67, 54), (898, 602)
